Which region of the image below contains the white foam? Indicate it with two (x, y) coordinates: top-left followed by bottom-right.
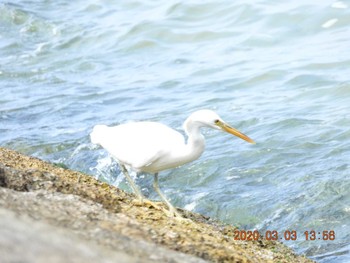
(322, 18), (338, 29)
(184, 192), (208, 211)
(331, 1), (348, 9)
(184, 202), (197, 211)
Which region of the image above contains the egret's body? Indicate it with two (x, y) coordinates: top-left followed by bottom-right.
(91, 109), (254, 217)
(91, 122), (202, 173)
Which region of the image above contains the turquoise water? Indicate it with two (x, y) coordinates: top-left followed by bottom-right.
(1, 1), (349, 261)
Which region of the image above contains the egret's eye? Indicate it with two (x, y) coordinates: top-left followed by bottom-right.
(214, 119), (220, 124)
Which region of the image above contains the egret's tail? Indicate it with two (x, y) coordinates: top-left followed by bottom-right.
(90, 125), (108, 145)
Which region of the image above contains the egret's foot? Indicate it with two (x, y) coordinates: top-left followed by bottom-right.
(131, 199), (163, 210)
(161, 207), (188, 220)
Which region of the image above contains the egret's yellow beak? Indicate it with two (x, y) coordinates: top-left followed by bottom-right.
(216, 120), (255, 144)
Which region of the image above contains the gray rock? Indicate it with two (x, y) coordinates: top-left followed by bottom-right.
(0, 186), (207, 263)
(0, 206), (139, 263)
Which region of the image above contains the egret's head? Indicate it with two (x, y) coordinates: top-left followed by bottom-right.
(187, 109), (220, 128)
(187, 109), (255, 144)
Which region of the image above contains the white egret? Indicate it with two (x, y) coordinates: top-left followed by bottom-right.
(90, 109), (255, 217)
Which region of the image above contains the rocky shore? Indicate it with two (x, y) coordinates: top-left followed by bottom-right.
(0, 147), (314, 263)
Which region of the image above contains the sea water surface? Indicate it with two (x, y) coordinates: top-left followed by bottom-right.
(1, 1), (349, 262)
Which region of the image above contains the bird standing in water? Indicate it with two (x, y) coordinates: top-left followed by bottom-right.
(90, 109), (255, 217)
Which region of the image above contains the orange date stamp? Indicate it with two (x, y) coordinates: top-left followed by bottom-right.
(233, 230), (335, 241)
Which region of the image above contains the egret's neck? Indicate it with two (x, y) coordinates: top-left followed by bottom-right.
(183, 119), (206, 161)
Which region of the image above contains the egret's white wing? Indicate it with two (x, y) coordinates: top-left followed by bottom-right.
(91, 122), (185, 171)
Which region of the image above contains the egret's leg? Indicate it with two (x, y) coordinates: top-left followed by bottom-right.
(119, 164), (143, 200)
(153, 173), (182, 217)
(119, 165), (163, 210)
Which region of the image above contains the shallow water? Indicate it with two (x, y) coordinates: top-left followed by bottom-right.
(1, 1), (350, 262)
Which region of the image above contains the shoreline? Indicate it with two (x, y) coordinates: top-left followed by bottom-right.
(0, 147), (314, 263)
